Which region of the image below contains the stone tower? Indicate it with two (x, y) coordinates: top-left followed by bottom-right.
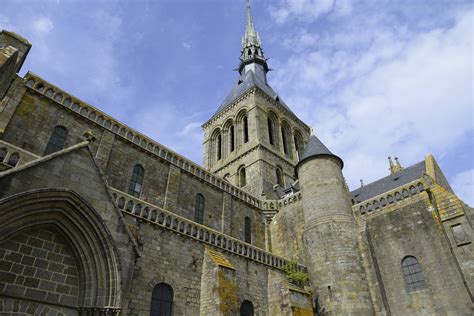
(297, 135), (374, 315)
(202, 0), (310, 197)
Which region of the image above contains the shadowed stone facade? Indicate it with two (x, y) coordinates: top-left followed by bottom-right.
(0, 3), (472, 315)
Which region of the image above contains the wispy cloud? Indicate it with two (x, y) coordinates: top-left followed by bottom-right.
(452, 169), (474, 207)
(269, 2), (473, 193)
(31, 16), (53, 34)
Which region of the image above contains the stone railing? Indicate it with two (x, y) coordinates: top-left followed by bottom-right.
(23, 72), (261, 209)
(0, 140), (39, 169)
(110, 187), (307, 273)
(354, 179), (426, 215)
(278, 192), (302, 209)
(261, 199), (278, 211)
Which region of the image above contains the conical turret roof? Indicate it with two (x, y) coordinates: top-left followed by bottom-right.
(297, 134), (343, 170)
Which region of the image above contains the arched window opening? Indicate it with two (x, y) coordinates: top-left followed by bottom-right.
(276, 167), (284, 187)
(267, 118), (274, 145)
(223, 174), (230, 182)
(240, 300), (254, 316)
(239, 166), (246, 187)
(128, 164), (145, 197)
(281, 127), (288, 154)
(230, 125), (235, 152)
(195, 193), (205, 224)
(44, 126), (68, 155)
(294, 132), (304, 160)
(150, 283), (173, 316)
(243, 116), (249, 143)
(244, 216), (251, 243)
(7, 152), (20, 167)
(402, 256), (427, 292)
(217, 134), (222, 160)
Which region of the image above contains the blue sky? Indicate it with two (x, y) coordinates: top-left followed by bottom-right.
(2, 0), (473, 205)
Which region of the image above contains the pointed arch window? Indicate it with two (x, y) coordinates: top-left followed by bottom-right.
(243, 116), (249, 143)
(239, 166), (246, 187)
(240, 300), (254, 316)
(44, 125), (68, 155)
(230, 125), (235, 152)
(402, 256), (427, 292)
(128, 164), (144, 197)
(150, 283), (173, 316)
(194, 193), (205, 224)
(244, 216), (251, 243)
(276, 167), (284, 187)
(267, 118), (274, 145)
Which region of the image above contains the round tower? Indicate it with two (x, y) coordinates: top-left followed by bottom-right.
(296, 135), (373, 315)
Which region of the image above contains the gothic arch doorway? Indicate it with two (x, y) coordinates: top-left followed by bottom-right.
(0, 189), (122, 314)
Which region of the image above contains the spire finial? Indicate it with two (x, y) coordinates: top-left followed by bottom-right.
(388, 156), (396, 174)
(394, 157), (403, 172)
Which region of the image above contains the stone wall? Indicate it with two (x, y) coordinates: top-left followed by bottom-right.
(0, 81), (266, 247)
(0, 229), (79, 315)
(270, 200), (305, 261)
(364, 194), (472, 315)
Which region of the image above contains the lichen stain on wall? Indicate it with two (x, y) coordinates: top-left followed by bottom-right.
(217, 269), (238, 315)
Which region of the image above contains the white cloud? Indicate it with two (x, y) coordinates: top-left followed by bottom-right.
(270, 7), (473, 190)
(452, 169), (474, 206)
(270, 0), (336, 23)
(32, 17), (53, 34)
(182, 41), (191, 50)
(179, 122), (201, 136)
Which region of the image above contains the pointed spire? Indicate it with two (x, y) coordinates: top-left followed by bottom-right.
(296, 134), (344, 170)
(244, 0), (260, 47)
(239, 0), (268, 74)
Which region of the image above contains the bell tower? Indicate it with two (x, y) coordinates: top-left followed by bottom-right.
(202, 0), (310, 198)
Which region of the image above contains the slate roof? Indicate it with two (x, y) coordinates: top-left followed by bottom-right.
(297, 134), (343, 169)
(350, 160), (426, 203)
(214, 65), (294, 116)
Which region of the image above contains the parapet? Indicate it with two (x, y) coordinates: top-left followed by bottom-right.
(0, 30), (32, 73)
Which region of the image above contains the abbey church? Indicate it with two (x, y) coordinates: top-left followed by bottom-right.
(0, 2), (472, 315)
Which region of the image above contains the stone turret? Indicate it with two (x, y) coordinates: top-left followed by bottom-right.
(296, 135), (374, 315)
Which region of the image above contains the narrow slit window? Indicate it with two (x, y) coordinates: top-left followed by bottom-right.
(281, 127), (288, 154)
(276, 167), (284, 187)
(243, 116), (249, 143)
(217, 134), (222, 160)
(267, 118), (274, 145)
(194, 194), (205, 224)
(239, 167), (246, 187)
(244, 216), (251, 243)
(230, 125), (235, 152)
